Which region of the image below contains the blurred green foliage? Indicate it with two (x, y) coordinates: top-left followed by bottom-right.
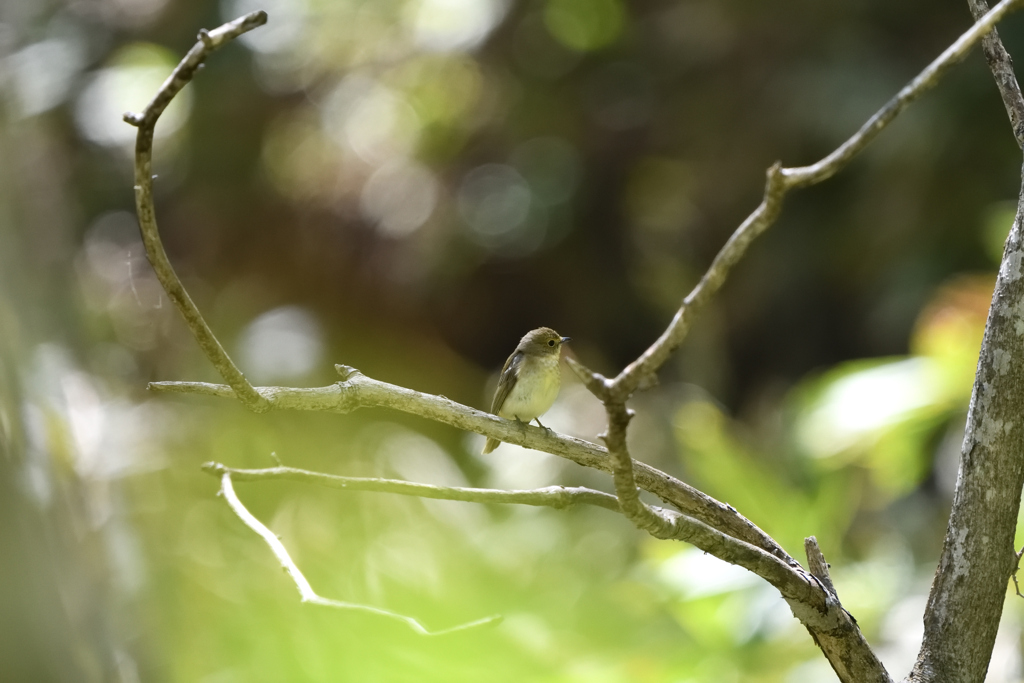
(5, 0), (1024, 681)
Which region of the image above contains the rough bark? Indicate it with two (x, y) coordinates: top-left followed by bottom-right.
(911, 165), (1024, 682)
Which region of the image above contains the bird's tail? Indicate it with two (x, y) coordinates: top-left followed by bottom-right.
(482, 437), (500, 454)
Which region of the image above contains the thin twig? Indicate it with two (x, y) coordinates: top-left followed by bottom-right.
(804, 536), (837, 597)
(1012, 546), (1024, 598)
(203, 462), (621, 511)
(125, 12), (271, 412)
(610, 0), (1024, 402)
(216, 471), (501, 635)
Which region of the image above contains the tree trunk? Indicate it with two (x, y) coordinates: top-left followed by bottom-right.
(911, 160), (1024, 681)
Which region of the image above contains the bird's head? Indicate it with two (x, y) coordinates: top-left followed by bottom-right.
(519, 327), (571, 357)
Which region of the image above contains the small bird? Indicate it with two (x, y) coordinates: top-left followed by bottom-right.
(482, 327), (571, 454)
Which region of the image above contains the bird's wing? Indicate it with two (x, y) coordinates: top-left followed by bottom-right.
(491, 350), (523, 414)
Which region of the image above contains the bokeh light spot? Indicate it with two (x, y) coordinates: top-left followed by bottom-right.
(658, 548), (760, 599)
(543, 0), (625, 52)
(360, 160), (440, 237)
(9, 36), (86, 116)
(459, 163), (546, 252)
(261, 109), (342, 204)
(411, 0), (508, 52)
(797, 358), (943, 458)
(322, 75), (421, 164)
(910, 275), (992, 392)
(237, 306), (324, 384)
(222, 0), (308, 55)
(389, 54), (483, 127)
(74, 43), (191, 148)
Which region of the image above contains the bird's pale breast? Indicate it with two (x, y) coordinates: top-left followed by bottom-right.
(498, 354), (561, 421)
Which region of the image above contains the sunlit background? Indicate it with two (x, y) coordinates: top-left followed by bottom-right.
(4, 0), (1024, 681)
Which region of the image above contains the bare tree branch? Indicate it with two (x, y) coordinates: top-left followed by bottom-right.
(124, 11), (271, 413)
(153, 366), (793, 564)
(215, 471), (501, 635)
(203, 461), (621, 512)
(609, 0), (1024, 402)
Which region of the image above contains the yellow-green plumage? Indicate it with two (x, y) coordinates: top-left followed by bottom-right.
(482, 327), (569, 454)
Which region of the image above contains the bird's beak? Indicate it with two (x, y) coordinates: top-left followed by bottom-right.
(560, 336), (572, 344)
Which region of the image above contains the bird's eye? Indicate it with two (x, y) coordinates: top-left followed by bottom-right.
(548, 339), (555, 346)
